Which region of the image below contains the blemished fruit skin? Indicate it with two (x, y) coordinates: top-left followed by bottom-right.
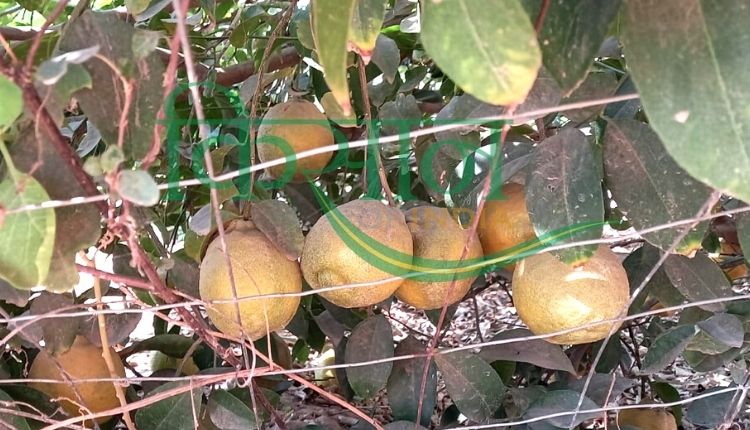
(199, 220), (302, 340)
(28, 336), (126, 426)
(257, 98), (334, 182)
(617, 407), (678, 430)
(512, 245), (630, 345)
(396, 206), (483, 309)
(477, 183), (536, 270)
(301, 199), (414, 308)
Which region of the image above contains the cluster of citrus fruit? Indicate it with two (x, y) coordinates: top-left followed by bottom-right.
(198, 99), (631, 347)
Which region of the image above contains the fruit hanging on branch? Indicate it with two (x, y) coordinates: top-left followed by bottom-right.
(396, 205), (483, 310)
(617, 406), (678, 430)
(256, 98), (335, 182)
(301, 199), (414, 308)
(199, 219), (302, 340)
(512, 245), (629, 345)
(28, 336), (126, 426)
(477, 183), (537, 271)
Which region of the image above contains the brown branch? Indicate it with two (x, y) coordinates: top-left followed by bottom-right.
(533, 0), (551, 34)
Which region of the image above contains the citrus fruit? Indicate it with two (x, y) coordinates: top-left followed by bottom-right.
(477, 183), (536, 270)
(29, 336), (126, 426)
(617, 407), (677, 430)
(199, 219), (302, 340)
(257, 98), (334, 181)
(396, 206), (483, 309)
(301, 199), (413, 308)
(512, 245), (630, 345)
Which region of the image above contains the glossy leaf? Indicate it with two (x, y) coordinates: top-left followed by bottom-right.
(386, 336), (437, 426)
(640, 324), (698, 374)
(0, 151), (56, 290)
(421, 0), (541, 106)
(529, 0), (622, 94)
(479, 329), (576, 374)
(345, 315), (394, 399)
(526, 127), (604, 264)
(622, 0), (750, 203)
(434, 350), (505, 422)
(135, 381), (202, 430)
(603, 118), (713, 254)
(312, 0), (356, 114)
(663, 253), (734, 312)
(349, 0), (389, 59)
(251, 200), (305, 261)
(0, 75), (22, 128)
(523, 390), (599, 428)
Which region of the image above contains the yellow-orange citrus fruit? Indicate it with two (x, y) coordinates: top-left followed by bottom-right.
(199, 220), (302, 340)
(396, 206), (483, 309)
(301, 199), (414, 308)
(617, 407), (677, 430)
(477, 183), (536, 270)
(257, 99), (334, 181)
(29, 336), (126, 426)
(512, 245), (629, 345)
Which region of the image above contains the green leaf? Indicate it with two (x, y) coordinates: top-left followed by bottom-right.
(125, 0), (150, 15)
(250, 200), (305, 261)
(207, 390), (256, 429)
(0, 388), (31, 430)
(118, 169), (160, 207)
(0, 146), (56, 290)
(321, 92), (357, 127)
(29, 292), (83, 354)
(384, 423), (428, 430)
(479, 329), (576, 374)
(561, 72), (618, 123)
(528, 0), (622, 94)
(345, 315), (394, 399)
(683, 347), (742, 372)
(622, 0), (750, 203)
(386, 336), (437, 426)
(312, 0), (356, 115)
(59, 11), (166, 159)
(685, 386), (737, 428)
(526, 127), (604, 264)
(688, 313), (745, 353)
(0, 75), (22, 129)
(421, 0), (541, 106)
(135, 381), (202, 430)
(127, 334), (200, 358)
(640, 324), (698, 374)
(663, 253), (734, 312)
(650, 381), (683, 423)
(349, 0), (388, 59)
(603, 119), (713, 254)
(132, 30), (161, 60)
(523, 390), (599, 428)
(434, 350), (505, 422)
(622, 244), (683, 315)
(371, 35), (400, 84)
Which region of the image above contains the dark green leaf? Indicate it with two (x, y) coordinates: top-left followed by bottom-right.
(479, 328), (575, 374)
(80, 310), (142, 347)
(135, 381), (202, 430)
(622, 243), (683, 316)
(386, 336), (436, 426)
(523, 390), (599, 428)
(59, 11), (166, 159)
(561, 72), (618, 123)
(312, 0), (355, 114)
(526, 127), (604, 264)
(371, 35), (400, 84)
(650, 381), (683, 423)
(207, 390), (256, 429)
(251, 200), (304, 261)
(663, 253), (734, 312)
(685, 386), (737, 428)
(127, 334), (198, 358)
(0, 385), (59, 417)
(684, 348), (742, 372)
(529, 0), (622, 94)
(434, 350), (505, 422)
(604, 119), (712, 253)
(0, 388), (31, 430)
(29, 292), (83, 354)
(0, 152), (56, 289)
(379, 93), (422, 136)
(383, 422), (428, 430)
(0, 75), (22, 128)
(640, 324), (697, 374)
(345, 315), (394, 399)
(515, 67), (562, 119)
(561, 374), (632, 407)
(421, 0), (541, 105)
(622, 0), (750, 203)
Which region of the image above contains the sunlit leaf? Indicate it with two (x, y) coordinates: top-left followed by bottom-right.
(312, 0), (356, 114)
